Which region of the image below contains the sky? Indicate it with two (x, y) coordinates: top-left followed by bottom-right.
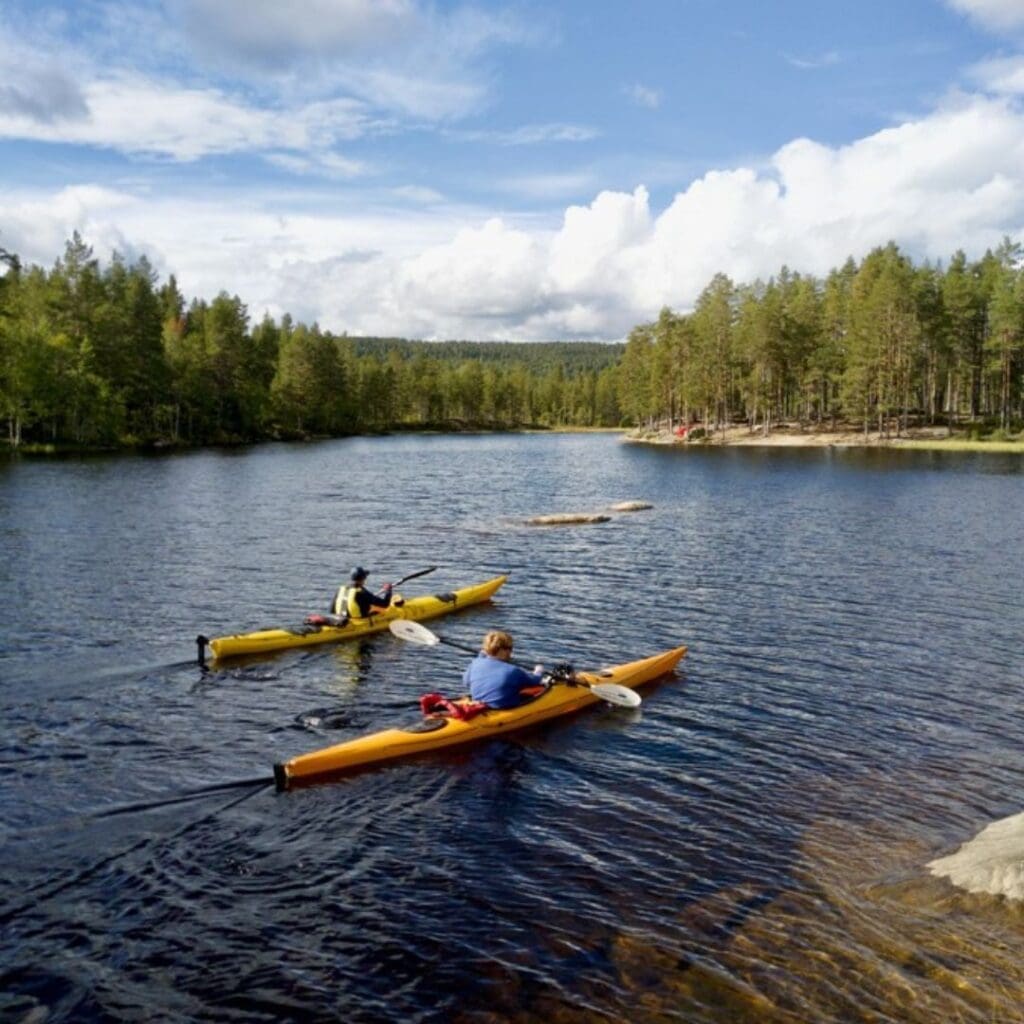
(2, 0), (1024, 341)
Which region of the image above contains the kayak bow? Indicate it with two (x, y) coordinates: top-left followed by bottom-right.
(201, 574), (507, 662)
(274, 644), (687, 789)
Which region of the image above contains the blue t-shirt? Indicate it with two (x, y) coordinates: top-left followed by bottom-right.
(463, 653), (544, 709)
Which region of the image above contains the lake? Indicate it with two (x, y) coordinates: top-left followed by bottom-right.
(1, 433), (1022, 1023)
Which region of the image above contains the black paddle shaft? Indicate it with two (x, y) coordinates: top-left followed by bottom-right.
(390, 566), (439, 588)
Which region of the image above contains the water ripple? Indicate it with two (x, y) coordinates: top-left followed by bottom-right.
(2, 437), (1023, 1022)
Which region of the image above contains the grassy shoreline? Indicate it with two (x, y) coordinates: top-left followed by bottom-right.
(886, 438), (1024, 452)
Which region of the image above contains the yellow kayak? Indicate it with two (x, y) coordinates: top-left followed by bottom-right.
(274, 644), (687, 789)
(200, 575), (507, 662)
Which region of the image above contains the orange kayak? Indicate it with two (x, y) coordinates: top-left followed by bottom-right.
(275, 644), (687, 789)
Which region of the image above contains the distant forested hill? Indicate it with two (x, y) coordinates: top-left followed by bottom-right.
(345, 338), (624, 375)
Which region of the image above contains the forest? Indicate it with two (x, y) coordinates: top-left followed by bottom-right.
(1, 233), (1022, 449)
(621, 239), (1024, 439)
(0, 237), (622, 450)
(0, 234), (623, 447)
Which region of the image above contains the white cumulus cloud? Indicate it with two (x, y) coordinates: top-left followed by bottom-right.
(946, 0), (1024, 32)
(4, 94), (1024, 341)
(0, 72), (370, 162)
(550, 187), (652, 294)
(171, 0), (532, 120)
(397, 218), (546, 320)
(969, 54), (1024, 93)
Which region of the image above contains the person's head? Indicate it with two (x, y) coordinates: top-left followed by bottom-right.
(482, 629), (514, 661)
(350, 566), (369, 584)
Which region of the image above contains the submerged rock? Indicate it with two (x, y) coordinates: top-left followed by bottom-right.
(525, 513), (611, 526)
(610, 500), (653, 511)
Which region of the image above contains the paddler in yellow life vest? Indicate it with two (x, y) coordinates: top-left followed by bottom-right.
(332, 566), (395, 619)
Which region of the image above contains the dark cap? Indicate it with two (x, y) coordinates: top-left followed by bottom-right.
(350, 566), (369, 582)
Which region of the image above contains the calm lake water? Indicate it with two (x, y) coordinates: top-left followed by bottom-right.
(1, 433), (1022, 1023)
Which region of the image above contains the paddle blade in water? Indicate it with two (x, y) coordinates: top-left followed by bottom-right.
(389, 619), (440, 646)
(590, 683), (642, 707)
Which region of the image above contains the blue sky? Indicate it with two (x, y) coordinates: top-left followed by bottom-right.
(2, 0), (1024, 340)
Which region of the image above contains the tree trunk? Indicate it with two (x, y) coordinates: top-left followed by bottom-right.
(927, 355), (936, 424)
(1002, 348), (1011, 431)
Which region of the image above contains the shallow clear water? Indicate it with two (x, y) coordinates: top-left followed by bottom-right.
(1, 434), (1022, 1022)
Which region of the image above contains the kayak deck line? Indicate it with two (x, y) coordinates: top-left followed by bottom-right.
(274, 644), (688, 790)
(199, 574), (508, 664)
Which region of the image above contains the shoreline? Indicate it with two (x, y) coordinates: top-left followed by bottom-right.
(1, 424), (630, 458)
(624, 425), (1024, 454)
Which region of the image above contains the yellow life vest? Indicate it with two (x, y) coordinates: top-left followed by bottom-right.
(332, 584), (364, 619)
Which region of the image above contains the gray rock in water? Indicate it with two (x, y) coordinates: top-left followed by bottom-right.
(525, 513), (611, 526)
(610, 501), (653, 511)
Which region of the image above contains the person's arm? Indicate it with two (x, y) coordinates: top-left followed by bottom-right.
(511, 665), (545, 686)
(354, 588), (374, 616)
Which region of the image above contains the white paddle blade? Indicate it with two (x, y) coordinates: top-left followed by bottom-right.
(590, 683), (642, 708)
(389, 619), (440, 645)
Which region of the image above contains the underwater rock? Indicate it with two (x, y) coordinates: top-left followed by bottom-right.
(928, 811), (1024, 900)
(525, 513), (611, 526)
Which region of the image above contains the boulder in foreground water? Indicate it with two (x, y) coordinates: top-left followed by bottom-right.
(928, 811), (1024, 900)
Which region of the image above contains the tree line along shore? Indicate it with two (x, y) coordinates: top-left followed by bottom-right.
(619, 240), (1024, 450)
(0, 234), (623, 450)
(1, 233), (1022, 453)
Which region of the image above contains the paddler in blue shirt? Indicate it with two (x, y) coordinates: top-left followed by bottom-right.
(332, 566), (394, 619)
(463, 630), (547, 709)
